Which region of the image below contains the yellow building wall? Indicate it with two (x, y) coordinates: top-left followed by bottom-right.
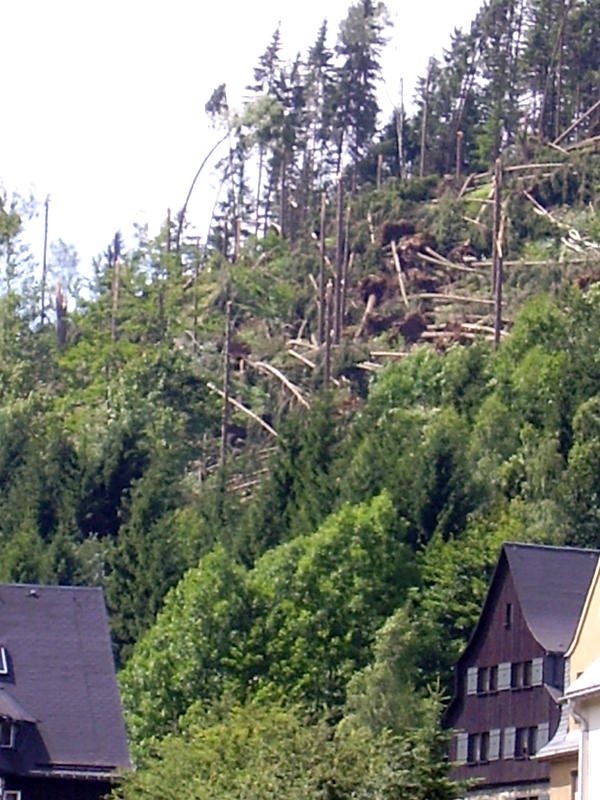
(569, 566), (600, 683)
(549, 756), (577, 800)
(547, 563), (600, 800)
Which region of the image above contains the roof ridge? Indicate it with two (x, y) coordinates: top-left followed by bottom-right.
(503, 541), (600, 555)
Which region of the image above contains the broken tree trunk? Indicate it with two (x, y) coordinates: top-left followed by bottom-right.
(354, 293), (377, 340)
(208, 382), (278, 438)
(249, 359), (310, 409)
(390, 240), (409, 308)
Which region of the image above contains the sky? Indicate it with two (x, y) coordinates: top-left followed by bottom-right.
(1, 0), (484, 272)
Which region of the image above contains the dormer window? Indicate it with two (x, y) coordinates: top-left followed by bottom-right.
(0, 647), (8, 676)
(0, 719), (15, 748)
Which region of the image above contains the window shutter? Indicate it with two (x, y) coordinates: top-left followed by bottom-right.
(504, 726), (516, 758)
(538, 722), (550, 748)
(455, 732), (468, 764)
(532, 657), (543, 686)
(467, 667), (478, 695)
(498, 661), (511, 690)
(489, 728), (501, 760)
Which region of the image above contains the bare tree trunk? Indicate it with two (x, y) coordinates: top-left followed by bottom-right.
(55, 283), (67, 347)
(193, 255), (200, 349)
(537, 0), (570, 140)
(255, 145), (264, 236)
(419, 62), (431, 178)
(334, 175), (344, 344)
(324, 280), (333, 387)
(318, 192), (327, 345)
(341, 203), (351, 326)
(111, 259), (120, 342)
(279, 152), (287, 239)
(220, 299), (232, 469)
(492, 158), (504, 349)
(41, 196), (49, 324)
(395, 79), (405, 179)
(376, 153), (383, 189)
(234, 217), (241, 262)
(456, 131), (464, 180)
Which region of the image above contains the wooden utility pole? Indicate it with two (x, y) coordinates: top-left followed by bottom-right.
(492, 158), (504, 349)
(318, 192), (327, 345)
(40, 196), (49, 323)
(220, 299), (232, 469)
(334, 175), (344, 344)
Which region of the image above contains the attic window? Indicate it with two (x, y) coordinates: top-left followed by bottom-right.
(504, 603), (513, 629)
(0, 648), (8, 676)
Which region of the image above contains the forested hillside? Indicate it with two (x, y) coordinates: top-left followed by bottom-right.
(1, 0), (600, 796)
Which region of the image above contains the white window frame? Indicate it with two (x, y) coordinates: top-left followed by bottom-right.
(0, 648), (8, 676)
(4, 791), (21, 800)
(0, 720), (15, 749)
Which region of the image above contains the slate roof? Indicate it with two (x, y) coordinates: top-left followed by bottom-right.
(504, 543), (600, 653)
(0, 584), (130, 779)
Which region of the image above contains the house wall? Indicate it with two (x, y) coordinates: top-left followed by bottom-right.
(584, 700), (600, 800)
(4, 776), (115, 800)
(548, 756), (577, 800)
(446, 556), (559, 789)
(569, 570), (600, 687)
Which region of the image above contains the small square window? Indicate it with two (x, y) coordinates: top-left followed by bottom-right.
(4, 791), (22, 800)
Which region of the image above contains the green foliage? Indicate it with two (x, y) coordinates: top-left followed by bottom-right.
(248, 492), (416, 709)
(115, 697), (458, 800)
(119, 546), (250, 750)
(238, 393), (342, 561)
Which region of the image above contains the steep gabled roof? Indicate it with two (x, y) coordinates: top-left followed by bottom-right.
(0, 584), (130, 779)
(504, 543), (600, 653)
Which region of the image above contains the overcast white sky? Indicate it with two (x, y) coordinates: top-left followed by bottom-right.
(1, 0), (483, 270)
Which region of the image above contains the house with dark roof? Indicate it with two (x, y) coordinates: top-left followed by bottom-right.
(0, 583), (130, 800)
(445, 543), (600, 800)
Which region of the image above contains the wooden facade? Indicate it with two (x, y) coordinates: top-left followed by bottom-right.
(445, 543), (600, 800)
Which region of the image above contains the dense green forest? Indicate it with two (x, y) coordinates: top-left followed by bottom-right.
(2, 0), (600, 796)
